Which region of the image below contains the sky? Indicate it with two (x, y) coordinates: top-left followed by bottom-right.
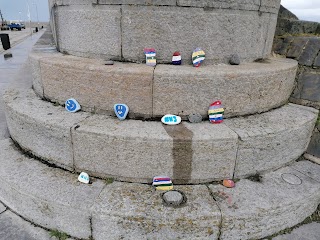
(0, 0), (319, 23)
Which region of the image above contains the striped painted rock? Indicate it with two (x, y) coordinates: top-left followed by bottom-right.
(208, 101), (224, 124)
(172, 51), (182, 65)
(192, 48), (205, 67)
(144, 48), (157, 66)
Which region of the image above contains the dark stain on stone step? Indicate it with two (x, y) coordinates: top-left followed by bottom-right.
(163, 123), (193, 184)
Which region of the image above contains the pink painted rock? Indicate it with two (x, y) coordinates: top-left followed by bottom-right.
(223, 179), (235, 188)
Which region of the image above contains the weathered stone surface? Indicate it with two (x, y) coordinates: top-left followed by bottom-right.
(73, 117), (238, 183)
(291, 160), (320, 183)
(300, 71), (320, 102)
(209, 162), (320, 240)
(92, 183), (221, 240)
(224, 104), (318, 178)
(278, 5), (299, 20)
(0, 139), (105, 239)
(0, 202), (6, 214)
(0, 211), (52, 240)
(72, 115), (173, 183)
(122, 5), (277, 64)
(276, 36), (294, 55)
(306, 131), (320, 159)
(286, 38), (309, 59)
(56, 5), (121, 60)
(3, 89), (90, 170)
(39, 54), (154, 118)
(272, 222), (320, 240)
(298, 38), (320, 66)
(153, 58), (297, 118)
(314, 53), (320, 68)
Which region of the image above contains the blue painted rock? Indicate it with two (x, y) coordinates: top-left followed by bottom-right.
(78, 172), (90, 184)
(192, 48), (205, 67)
(208, 101), (224, 124)
(161, 114), (182, 125)
(172, 51), (182, 65)
(153, 176), (173, 191)
(144, 48), (156, 66)
(114, 104), (129, 120)
(65, 98), (81, 113)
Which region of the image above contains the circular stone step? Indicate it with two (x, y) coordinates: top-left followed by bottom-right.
(50, 0), (280, 64)
(29, 48), (298, 119)
(0, 138), (319, 240)
(4, 88), (318, 184)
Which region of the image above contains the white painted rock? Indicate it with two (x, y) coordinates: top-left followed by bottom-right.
(78, 172), (90, 184)
(161, 114), (182, 125)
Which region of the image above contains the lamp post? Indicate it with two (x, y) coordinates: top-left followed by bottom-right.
(19, 11), (21, 23)
(32, 1), (39, 29)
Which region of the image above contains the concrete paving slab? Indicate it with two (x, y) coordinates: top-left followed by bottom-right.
(0, 202), (6, 214)
(0, 210), (52, 240)
(209, 161), (320, 240)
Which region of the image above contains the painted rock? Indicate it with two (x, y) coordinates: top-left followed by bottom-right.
(153, 176), (173, 191)
(223, 179), (235, 188)
(144, 48), (156, 66)
(208, 101), (224, 124)
(188, 113), (202, 123)
(78, 172), (90, 184)
(192, 48), (205, 67)
(65, 98), (81, 113)
(172, 51), (182, 65)
(161, 114), (182, 125)
(114, 104), (129, 120)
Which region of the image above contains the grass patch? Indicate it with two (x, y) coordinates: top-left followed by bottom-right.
(105, 177), (114, 185)
(49, 229), (68, 240)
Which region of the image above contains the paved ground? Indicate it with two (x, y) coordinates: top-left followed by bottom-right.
(0, 29), (319, 240)
(0, 28), (35, 53)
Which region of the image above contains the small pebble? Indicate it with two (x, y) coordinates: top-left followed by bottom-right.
(105, 60), (114, 65)
(163, 190), (184, 206)
(188, 113), (202, 123)
(229, 54), (240, 65)
(223, 179), (235, 188)
(4, 53), (12, 59)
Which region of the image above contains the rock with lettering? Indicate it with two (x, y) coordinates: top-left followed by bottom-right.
(161, 114), (182, 125)
(78, 172), (90, 184)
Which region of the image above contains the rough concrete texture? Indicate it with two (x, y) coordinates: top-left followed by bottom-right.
(0, 202), (6, 214)
(92, 183), (221, 240)
(122, 6), (277, 64)
(56, 5), (121, 60)
(36, 54), (154, 118)
(3, 89), (90, 170)
(272, 222), (320, 240)
(153, 58), (297, 118)
(225, 104), (318, 178)
(73, 117), (237, 183)
(72, 115), (174, 183)
(306, 131), (320, 159)
(0, 210), (52, 240)
(209, 161), (320, 240)
(291, 160), (320, 183)
(30, 50), (297, 118)
(0, 139), (105, 239)
(5, 87), (318, 183)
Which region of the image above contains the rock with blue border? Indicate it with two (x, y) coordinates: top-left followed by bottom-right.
(114, 104), (129, 120)
(65, 98), (81, 113)
(161, 114), (182, 125)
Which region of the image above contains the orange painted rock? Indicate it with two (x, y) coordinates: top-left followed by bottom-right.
(223, 179), (235, 188)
